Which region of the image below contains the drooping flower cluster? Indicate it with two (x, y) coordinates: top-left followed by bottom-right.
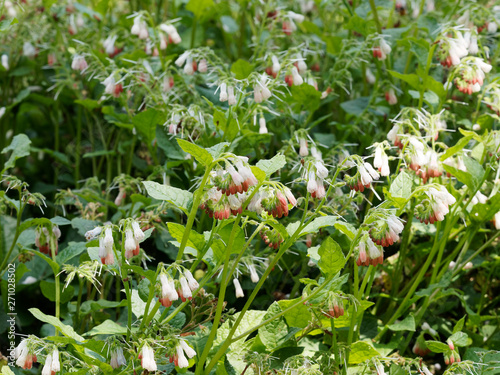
(372, 144), (390, 177)
(321, 292), (346, 319)
(437, 32), (468, 68)
(368, 213), (405, 247)
(452, 57), (492, 94)
(417, 150), (442, 183)
(356, 235), (384, 266)
(139, 343), (157, 372)
(167, 340), (196, 368)
(35, 225), (61, 255)
(415, 186), (457, 224)
(373, 38), (392, 60)
(212, 158), (258, 195)
(102, 74), (123, 98)
(42, 349), (61, 375)
(84, 219), (145, 264)
(14, 339), (37, 370)
(158, 268), (199, 307)
(110, 347), (126, 369)
(345, 161), (380, 193)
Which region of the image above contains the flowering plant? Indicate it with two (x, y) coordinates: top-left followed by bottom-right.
(1, 1), (500, 375)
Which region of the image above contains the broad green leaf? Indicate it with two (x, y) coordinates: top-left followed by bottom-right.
(425, 340), (451, 353)
(206, 142), (230, 159)
(300, 216), (337, 236)
(256, 154), (286, 176)
(214, 310), (266, 350)
(131, 289), (160, 320)
(289, 84), (322, 112)
(449, 331), (469, 347)
(259, 302), (288, 350)
(318, 237), (346, 276)
(349, 341), (380, 364)
(57, 242), (87, 265)
(186, 0), (214, 19)
(453, 315), (466, 334)
(40, 281), (75, 304)
(1, 134), (31, 171)
(388, 70), (420, 89)
(33, 251), (60, 274)
(177, 138), (213, 166)
(388, 313), (415, 332)
(156, 126), (185, 160)
(278, 298), (310, 328)
(133, 108), (162, 145)
(213, 108), (239, 141)
(344, 15), (370, 36)
(440, 135), (473, 161)
(423, 75), (446, 99)
(250, 166), (266, 182)
(231, 59), (254, 80)
(29, 308), (84, 341)
(442, 156), (485, 191)
(1, 366), (15, 375)
(389, 171), (413, 202)
(75, 99), (100, 110)
(334, 222), (356, 240)
(84, 319), (128, 336)
(470, 193), (500, 223)
(167, 222), (205, 253)
(340, 97), (370, 116)
(142, 181), (193, 214)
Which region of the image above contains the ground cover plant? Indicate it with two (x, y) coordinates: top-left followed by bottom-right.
(1, 0), (500, 374)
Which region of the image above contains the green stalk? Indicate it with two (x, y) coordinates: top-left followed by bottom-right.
(418, 44), (438, 110)
(0, 195), (25, 275)
(344, 263), (359, 372)
(50, 236), (60, 335)
(75, 106), (82, 187)
(176, 166), (212, 262)
(139, 266), (162, 330)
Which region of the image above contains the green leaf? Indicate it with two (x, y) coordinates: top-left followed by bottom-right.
(300, 216), (337, 236)
(231, 59), (254, 80)
(317, 237), (346, 276)
(186, 0), (214, 19)
(440, 135), (473, 162)
(213, 108), (239, 141)
(425, 340), (450, 353)
(334, 222), (356, 240)
(40, 281), (75, 304)
(453, 315), (466, 334)
(388, 171), (413, 207)
(84, 319), (129, 336)
(133, 108), (162, 146)
(57, 242), (87, 265)
(167, 222), (205, 253)
(278, 298), (310, 328)
(259, 302), (288, 350)
(289, 84), (322, 112)
(250, 166), (266, 182)
(344, 15), (370, 36)
(388, 313), (415, 332)
(340, 97), (370, 116)
(33, 251), (60, 274)
(470, 193), (500, 223)
(423, 75), (446, 99)
(214, 310), (266, 350)
(1, 366), (15, 375)
(131, 289), (160, 320)
(349, 341), (380, 364)
(29, 308), (84, 341)
(1, 134), (31, 171)
(256, 154), (286, 176)
(177, 138), (213, 166)
(388, 70), (420, 89)
(206, 142), (230, 159)
(142, 181), (193, 214)
(449, 331), (469, 347)
(75, 99), (101, 110)
(442, 156), (485, 191)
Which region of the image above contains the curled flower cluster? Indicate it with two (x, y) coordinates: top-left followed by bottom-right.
(212, 158), (258, 195)
(452, 57), (492, 94)
(437, 33), (468, 68)
(356, 236), (384, 266)
(369, 214), (405, 247)
(415, 186), (457, 224)
(158, 268), (199, 307)
(322, 292), (345, 319)
(345, 162), (380, 193)
(35, 225), (61, 255)
(260, 227), (284, 249)
(168, 340), (196, 368)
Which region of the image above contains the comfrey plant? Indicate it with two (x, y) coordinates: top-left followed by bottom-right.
(1, 1), (500, 375)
